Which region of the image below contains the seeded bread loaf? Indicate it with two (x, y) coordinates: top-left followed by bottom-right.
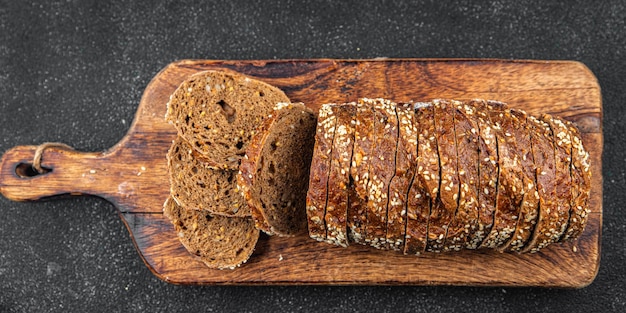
(165, 70), (291, 169)
(168, 137), (250, 217)
(305, 98), (590, 255)
(306, 104), (337, 241)
(162, 197), (259, 270)
(238, 102), (316, 236)
(324, 103), (356, 247)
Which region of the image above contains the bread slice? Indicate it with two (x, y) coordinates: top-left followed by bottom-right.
(362, 98), (399, 250)
(561, 120), (591, 241)
(324, 103), (356, 247)
(539, 114), (572, 241)
(238, 102), (316, 236)
(428, 99), (459, 253)
(502, 109), (540, 252)
(347, 101), (376, 244)
(443, 100), (480, 251)
(167, 137), (250, 217)
(521, 116), (558, 253)
(162, 197), (259, 270)
(469, 99), (499, 249)
(306, 104), (337, 241)
(479, 101), (525, 249)
(404, 102), (432, 255)
(386, 103), (418, 252)
(165, 70), (290, 169)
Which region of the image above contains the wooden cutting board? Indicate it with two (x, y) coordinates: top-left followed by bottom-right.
(0, 59), (602, 287)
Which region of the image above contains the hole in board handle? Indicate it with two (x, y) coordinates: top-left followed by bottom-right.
(15, 163), (52, 178)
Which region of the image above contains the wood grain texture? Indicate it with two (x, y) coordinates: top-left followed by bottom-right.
(0, 59), (602, 287)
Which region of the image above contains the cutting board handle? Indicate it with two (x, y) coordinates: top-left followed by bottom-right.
(0, 143), (118, 201)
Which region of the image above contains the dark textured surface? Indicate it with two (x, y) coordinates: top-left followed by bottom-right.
(0, 0), (623, 312)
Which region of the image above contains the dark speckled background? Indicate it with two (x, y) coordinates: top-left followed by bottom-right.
(1, 0), (624, 312)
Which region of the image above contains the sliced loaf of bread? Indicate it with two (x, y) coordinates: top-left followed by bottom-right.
(167, 137), (250, 217)
(165, 70), (291, 170)
(162, 197), (259, 270)
(238, 102), (317, 236)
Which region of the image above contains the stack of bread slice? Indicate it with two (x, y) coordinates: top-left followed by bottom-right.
(163, 70), (293, 269)
(306, 98), (591, 254)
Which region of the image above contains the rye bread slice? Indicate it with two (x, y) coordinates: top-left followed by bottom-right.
(165, 70), (291, 169)
(324, 103), (356, 247)
(443, 100), (480, 251)
(428, 99), (460, 253)
(404, 102), (432, 255)
(479, 101), (526, 249)
(238, 102), (316, 236)
(468, 99), (499, 249)
(347, 101), (376, 244)
(168, 137), (250, 217)
(561, 120), (592, 241)
(386, 103), (418, 252)
(502, 109), (540, 252)
(362, 98), (399, 250)
(162, 197), (259, 270)
(521, 116), (558, 253)
(306, 104), (337, 242)
(539, 114), (572, 242)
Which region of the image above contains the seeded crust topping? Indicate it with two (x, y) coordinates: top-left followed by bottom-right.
(307, 99), (590, 254)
